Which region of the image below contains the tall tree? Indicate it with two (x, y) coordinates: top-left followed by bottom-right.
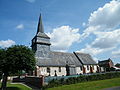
(0, 48), (6, 90)
(0, 45), (36, 90)
(0, 48), (6, 81)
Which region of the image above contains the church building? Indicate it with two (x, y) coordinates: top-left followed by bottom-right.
(31, 15), (99, 76)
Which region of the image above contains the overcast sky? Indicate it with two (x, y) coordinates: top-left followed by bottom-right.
(0, 0), (120, 64)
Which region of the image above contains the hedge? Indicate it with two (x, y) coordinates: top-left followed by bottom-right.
(43, 72), (120, 89)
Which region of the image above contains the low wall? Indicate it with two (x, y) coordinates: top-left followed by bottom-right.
(25, 76), (44, 88)
(12, 77), (25, 82)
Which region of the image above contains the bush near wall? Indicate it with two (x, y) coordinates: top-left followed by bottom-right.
(43, 72), (120, 89)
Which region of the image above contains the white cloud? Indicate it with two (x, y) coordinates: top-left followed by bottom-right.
(89, 0), (120, 30)
(0, 40), (15, 48)
(91, 29), (120, 49)
(16, 24), (24, 30)
(79, 29), (120, 56)
(111, 49), (120, 59)
(79, 0), (120, 61)
(78, 44), (114, 62)
(82, 26), (101, 39)
(25, 0), (36, 3)
(47, 26), (80, 51)
(112, 50), (120, 56)
(79, 45), (106, 56)
(82, 0), (120, 38)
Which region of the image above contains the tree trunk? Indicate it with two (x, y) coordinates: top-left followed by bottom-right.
(1, 73), (8, 90)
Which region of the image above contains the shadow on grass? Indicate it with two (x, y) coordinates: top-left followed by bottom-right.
(6, 87), (21, 90)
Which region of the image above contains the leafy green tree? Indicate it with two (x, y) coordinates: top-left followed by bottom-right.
(0, 48), (4, 80)
(0, 48), (6, 80)
(0, 45), (36, 90)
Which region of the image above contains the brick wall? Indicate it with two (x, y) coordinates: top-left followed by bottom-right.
(25, 76), (44, 88)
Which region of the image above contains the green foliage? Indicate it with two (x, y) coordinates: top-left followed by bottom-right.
(44, 72), (120, 89)
(7, 45), (36, 73)
(1, 45), (36, 75)
(0, 48), (6, 80)
(0, 48), (6, 73)
(0, 45), (36, 89)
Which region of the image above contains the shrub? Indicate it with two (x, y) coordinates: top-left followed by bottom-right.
(43, 72), (120, 89)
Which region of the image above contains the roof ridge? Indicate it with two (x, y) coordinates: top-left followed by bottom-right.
(75, 52), (89, 55)
(52, 51), (73, 54)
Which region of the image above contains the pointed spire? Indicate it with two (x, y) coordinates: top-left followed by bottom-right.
(37, 14), (44, 34)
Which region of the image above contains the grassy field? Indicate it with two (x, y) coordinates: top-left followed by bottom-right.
(48, 78), (120, 90)
(0, 83), (32, 90)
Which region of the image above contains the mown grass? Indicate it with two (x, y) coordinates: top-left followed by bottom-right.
(48, 78), (120, 90)
(0, 83), (32, 90)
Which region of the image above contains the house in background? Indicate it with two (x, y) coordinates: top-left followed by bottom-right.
(31, 15), (99, 77)
(115, 63), (120, 68)
(98, 58), (114, 72)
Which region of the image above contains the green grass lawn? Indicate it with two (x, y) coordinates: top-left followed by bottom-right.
(48, 78), (120, 90)
(0, 83), (32, 90)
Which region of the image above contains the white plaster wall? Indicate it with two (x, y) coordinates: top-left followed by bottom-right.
(37, 66), (66, 76)
(92, 65), (98, 73)
(37, 67), (48, 76)
(100, 67), (105, 72)
(76, 67), (83, 74)
(49, 67), (66, 76)
(83, 65), (98, 73)
(37, 65), (99, 76)
(83, 65), (90, 73)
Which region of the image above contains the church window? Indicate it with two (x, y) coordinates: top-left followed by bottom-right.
(59, 67), (61, 72)
(47, 67), (50, 73)
(87, 65), (89, 70)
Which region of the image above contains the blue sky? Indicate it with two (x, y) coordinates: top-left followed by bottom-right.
(0, 0), (120, 64)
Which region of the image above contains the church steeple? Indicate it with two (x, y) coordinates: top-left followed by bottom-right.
(31, 14), (51, 58)
(37, 14), (44, 34)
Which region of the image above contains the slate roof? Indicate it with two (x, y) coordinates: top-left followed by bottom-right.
(36, 14), (50, 39)
(74, 52), (97, 65)
(36, 51), (82, 67)
(36, 32), (50, 39)
(37, 14), (44, 33)
(36, 51), (97, 67)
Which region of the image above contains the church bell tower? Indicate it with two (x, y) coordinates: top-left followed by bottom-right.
(31, 14), (51, 58)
